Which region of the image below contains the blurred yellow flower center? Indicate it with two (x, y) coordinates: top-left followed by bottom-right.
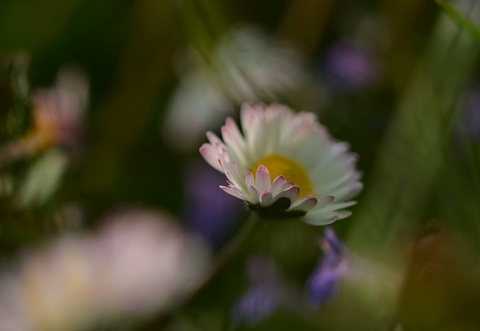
(251, 154), (313, 198)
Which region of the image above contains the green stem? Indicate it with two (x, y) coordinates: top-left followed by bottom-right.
(191, 212), (261, 297)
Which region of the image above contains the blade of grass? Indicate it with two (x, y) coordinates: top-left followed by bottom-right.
(437, 0), (480, 44)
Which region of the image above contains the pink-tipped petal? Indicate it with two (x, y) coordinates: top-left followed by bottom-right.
(259, 190), (273, 206)
(270, 176), (287, 196)
(290, 195), (318, 212)
(255, 165), (271, 192)
(206, 131), (223, 146)
(316, 195), (335, 209)
(222, 118), (244, 148)
(248, 185), (260, 201)
(281, 181), (295, 191)
(245, 171), (255, 188)
(274, 185), (300, 202)
(220, 185), (246, 200)
(241, 103), (262, 129)
(199, 144), (222, 172)
(336, 182), (363, 200)
(225, 168), (240, 189)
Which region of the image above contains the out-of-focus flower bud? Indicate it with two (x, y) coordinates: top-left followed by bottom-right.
(25, 67), (88, 153)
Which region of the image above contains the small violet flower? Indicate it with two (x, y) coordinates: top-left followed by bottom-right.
(306, 227), (349, 307)
(183, 159), (245, 248)
(457, 84), (480, 142)
(322, 41), (382, 91)
(232, 255), (303, 325)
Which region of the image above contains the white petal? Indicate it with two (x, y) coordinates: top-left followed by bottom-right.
(248, 185), (260, 202)
(290, 194), (318, 212)
(316, 195), (335, 209)
(273, 185), (300, 202)
(322, 200), (357, 212)
(199, 144), (222, 172)
(221, 118), (247, 167)
(270, 176), (287, 196)
(220, 185), (246, 200)
(255, 165), (271, 193)
(259, 190), (273, 206)
(330, 182), (363, 200)
(303, 213), (339, 226)
(335, 210), (352, 219)
(245, 171), (255, 188)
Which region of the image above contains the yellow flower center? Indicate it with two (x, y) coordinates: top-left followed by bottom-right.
(251, 154), (313, 198)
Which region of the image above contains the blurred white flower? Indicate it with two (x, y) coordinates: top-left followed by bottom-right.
(163, 25), (321, 151)
(200, 103), (362, 225)
(0, 208), (210, 331)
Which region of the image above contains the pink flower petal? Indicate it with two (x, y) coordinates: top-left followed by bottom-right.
(222, 118), (244, 148)
(282, 181), (295, 191)
(290, 195), (318, 212)
(274, 185), (299, 202)
(248, 185), (260, 201)
(241, 103), (262, 129)
(245, 171), (255, 188)
(255, 165), (271, 193)
(331, 182), (363, 200)
(316, 195), (335, 209)
(206, 131), (223, 146)
(220, 185), (246, 200)
(259, 190), (273, 206)
(270, 176), (287, 196)
(199, 144), (222, 172)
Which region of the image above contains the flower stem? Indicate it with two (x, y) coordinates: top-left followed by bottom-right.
(192, 212), (261, 296)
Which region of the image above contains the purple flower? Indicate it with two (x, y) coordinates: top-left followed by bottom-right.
(231, 255), (303, 325)
(457, 84), (480, 141)
(306, 227), (348, 307)
(183, 159), (245, 248)
(232, 284), (283, 325)
(322, 41), (382, 90)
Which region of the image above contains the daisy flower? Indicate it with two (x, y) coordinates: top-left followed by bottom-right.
(200, 103), (362, 225)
